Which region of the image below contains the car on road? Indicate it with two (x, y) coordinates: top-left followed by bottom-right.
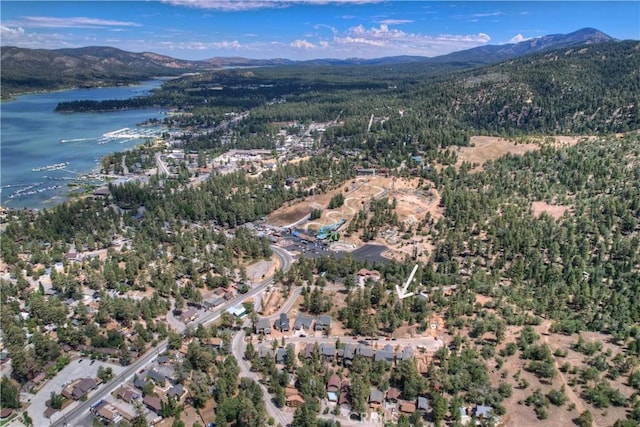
(78, 359), (83, 363)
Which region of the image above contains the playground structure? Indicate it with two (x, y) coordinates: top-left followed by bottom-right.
(288, 218), (347, 242)
(316, 219), (347, 240)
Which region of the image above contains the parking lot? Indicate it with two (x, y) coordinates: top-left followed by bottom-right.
(27, 358), (125, 427)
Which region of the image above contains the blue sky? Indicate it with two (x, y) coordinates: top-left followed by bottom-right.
(1, 1), (639, 60)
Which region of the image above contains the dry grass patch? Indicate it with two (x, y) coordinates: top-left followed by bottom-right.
(451, 135), (589, 171)
(531, 201), (572, 220)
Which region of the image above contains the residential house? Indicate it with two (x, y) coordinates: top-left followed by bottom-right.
(338, 381), (351, 408)
(255, 318), (272, 334)
(458, 407), (472, 425)
(62, 378), (98, 400)
(369, 389), (384, 409)
(275, 313), (290, 332)
(386, 387), (401, 403)
(357, 344), (374, 359)
(399, 401), (417, 415)
(180, 308), (198, 323)
(356, 268), (381, 287)
(133, 376), (149, 391)
(475, 405), (493, 420)
(302, 343), (316, 359)
(315, 315), (332, 331)
(284, 386), (305, 407)
(342, 344), (356, 366)
(167, 384), (187, 400)
(143, 395), (163, 415)
(374, 348), (395, 363)
(203, 297), (225, 310)
(294, 314), (313, 332)
(417, 396), (431, 414)
(257, 346), (274, 359)
(115, 386), (139, 404)
(276, 348), (288, 365)
(327, 374), (341, 402)
(146, 370), (166, 387)
(319, 343), (335, 361)
(400, 345), (414, 361)
(93, 401), (123, 425)
(202, 337), (223, 350)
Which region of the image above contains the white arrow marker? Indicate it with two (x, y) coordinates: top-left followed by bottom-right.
(396, 264), (418, 299)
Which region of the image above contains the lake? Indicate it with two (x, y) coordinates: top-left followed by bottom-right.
(1, 80), (168, 209)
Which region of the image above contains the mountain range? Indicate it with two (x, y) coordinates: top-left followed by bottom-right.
(0, 28), (617, 99)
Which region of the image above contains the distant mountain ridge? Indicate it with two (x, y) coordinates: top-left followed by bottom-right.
(0, 28), (618, 98)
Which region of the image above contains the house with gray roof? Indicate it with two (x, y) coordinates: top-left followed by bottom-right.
(476, 405), (493, 419)
(342, 344), (356, 362)
(401, 345), (414, 361)
(418, 396), (431, 413)
(374, 349), (395, 363)
(146, 369), (166, 386)
(275, 313), (290, 332)
(255, 318), (272, 334)
(167, 384), (186, 400)
(315, 315), (332, 331)
(369, 389), (384, 408)
(276, 348), (288, 364)
(294, 314), (313, 331)
(357, 344), (374, 358)
(319, 343), (335, 361)
(257, 346), (274, 359)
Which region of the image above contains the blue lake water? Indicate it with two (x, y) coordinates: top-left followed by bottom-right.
(1, 80), (168, 209)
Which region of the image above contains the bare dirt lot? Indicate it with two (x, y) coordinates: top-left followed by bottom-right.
(268, 176), (442, 263)
(494, 321), (633, 427)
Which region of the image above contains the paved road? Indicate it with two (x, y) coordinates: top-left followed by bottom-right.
(51, 246), (293, 427)
(232, 326), (292, 427)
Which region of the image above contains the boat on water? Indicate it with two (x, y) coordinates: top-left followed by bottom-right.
(32, 162), (69, 172)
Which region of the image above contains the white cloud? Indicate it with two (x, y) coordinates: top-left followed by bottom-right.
(472, 11), (503, 18)
(291, 39), (317, 49)
(18, 16), (141, 28)
(508, 33), (531, 44)
(333, 24), (491, 57)
(162, 0), (381, 11)
(378, 19), (413, 25)
(0, 25), (25, 37)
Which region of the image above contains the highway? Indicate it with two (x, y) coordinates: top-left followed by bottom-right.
(51, 246), (293, 427)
